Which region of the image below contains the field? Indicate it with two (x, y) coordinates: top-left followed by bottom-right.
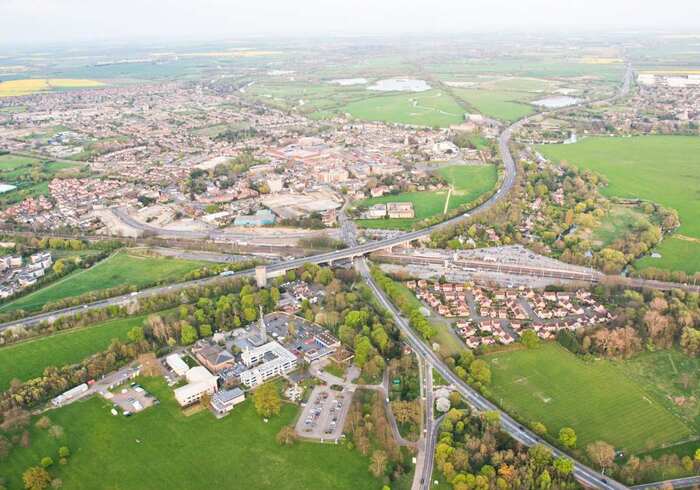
(342, 90), (465, 127)
(0, 78), (104, 97)
(0, 378), (380, 489)
(537, 135), (700, 272)
(485, 343), (692, 454)
(583, 205), (648, 249)
(355, 165), (497, 230)
(0, 252), (209, 313)
(452, 88), (535, 122)
(0, 315), (147, 391)
(635, 236), (700, 274)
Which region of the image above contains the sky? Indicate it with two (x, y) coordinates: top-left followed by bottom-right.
(2, 0), (700, 46)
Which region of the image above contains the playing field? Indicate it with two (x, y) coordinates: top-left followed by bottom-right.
(342, 90), (465, 127)
(0, 378), (380, 490)
(0, 252), (209, 313)
(355, 165), (497, 230)
(0, 315), (147, 391)
(485, 344), (692, 454)
(537, 135), (700, 272)
(0, 78), (104, 97)
(452, 88), (535, 122)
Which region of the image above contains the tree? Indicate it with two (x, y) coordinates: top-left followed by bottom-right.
(253, 383), (281, 417)
(58, 447), (70, 459)
(537, 469), (552, 490)
(558, 427), (577, 448)
(369, 450), (388, 477)
(199, 324), (213, 338)
(40, 457), (53, 468)
(127, 326), (145, 343)
(35, 416), (51, 430)
(47, 425), (64, 440)
(553, 457), (574, 476)
(22, 466), (51, 490)
(180, 323), (198, 345)
(52, 260), (65, 275)
(520, 330), (540, 349)
(276, 426), (298, 446)
(586, 441), (615, 470)
(532, 422), (547, 436)
(469, 359), (491, 385)
(354, 335), (372, 368)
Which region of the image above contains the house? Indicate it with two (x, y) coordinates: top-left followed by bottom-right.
(364, 203), (387, 219)
(174, 366), (219, 407)
(387, 202), (414, 219)
(194, 344), (236, 373)
(210, 387), (245, 415)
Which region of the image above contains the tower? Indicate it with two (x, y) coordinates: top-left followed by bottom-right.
(258, 305), (267, 342)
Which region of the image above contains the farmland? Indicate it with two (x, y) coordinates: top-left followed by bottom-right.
(537, 135), (700, 272)
(452, 88), (535, 122)
(355, 164), (497, 230)
(0, 79), (104, 97)
(0, 251), (209, 313)
(484, 343), (692, 454)
(342, 90), (465, 127)
(0, 315), (147, 391)
(0, 378), (380, 490)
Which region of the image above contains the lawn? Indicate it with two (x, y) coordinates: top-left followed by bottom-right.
(635, 236), (700, 274)
(0, 252), (209, 313)
(355, 165), (497, 230)
(484, 343), (692, 454)
(0, 377), (380, 490)
(537, 135), (700, 272)
(0, 315), (147, 391)
(342, 90), (465, 127)
(452, 88), (536, 122)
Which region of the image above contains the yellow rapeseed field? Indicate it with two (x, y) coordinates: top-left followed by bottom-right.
(0, 78), (104, 97)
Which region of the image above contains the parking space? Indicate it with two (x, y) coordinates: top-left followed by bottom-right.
(295, 385), (354, 441)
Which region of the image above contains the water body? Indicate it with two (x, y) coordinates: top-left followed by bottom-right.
(328, 78), (368, 86)
(368, 78), (431, 92)
(531, 96), (580, 108)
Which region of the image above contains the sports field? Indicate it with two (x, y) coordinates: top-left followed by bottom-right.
(0, 315), (147, 391)
(0, 378), (379, 490)
(537, 135), (700, 272)
(0, 79), (104, 97)
(0, 252), (208, 313)
(342, 90), (465, 127)
(485, 344), (692, 454)
(355, 165), (497, 230)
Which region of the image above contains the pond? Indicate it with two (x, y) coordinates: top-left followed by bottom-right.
(531, 95), (580, 108)
(368, 78), (431, 92)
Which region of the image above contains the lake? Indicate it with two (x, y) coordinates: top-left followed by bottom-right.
(368, 78), (431, 92)
(531, 96), (580, 108)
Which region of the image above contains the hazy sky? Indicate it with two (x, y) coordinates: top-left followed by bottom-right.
(2, 0), (700, 46)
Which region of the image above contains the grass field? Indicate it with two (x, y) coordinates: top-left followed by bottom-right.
(0, 252), (208, 313)
(0, 79), (104, 97)
(485, 343), (692, 454)
(342, 90), (465, 127)
(0, 378), (380, 490)
(583, 205), (648, 249)
(355, 165), (497, 230)
(537, 136), (700, 272)
(0, 315), (147, 391)
(452, 88), (536, 122)
(635, 236), (700, 274)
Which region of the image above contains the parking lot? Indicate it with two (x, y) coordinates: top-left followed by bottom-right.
(103, 384), (158, 415)
(295, 385), (354, 441)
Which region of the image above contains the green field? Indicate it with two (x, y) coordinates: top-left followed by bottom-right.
(485, 343), (692, 454)
(0, 378), (380, 490)
(0, 315), (146, 391)
(355, 165), (497, 230)
(635, 236), (700, 274)
(342, 90), (465, 127)
(0, 252), (208, 313)
(453, 88), (535, 122)
(537, 136), (700, 272)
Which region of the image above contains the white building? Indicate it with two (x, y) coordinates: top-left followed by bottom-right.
(166, 354), (189, 376)
(174, 366), (219, 407)
(240, 341), (297, 387)
(51, 383), (88, 407)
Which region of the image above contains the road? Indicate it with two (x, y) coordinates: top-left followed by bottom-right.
(356, 257), (628, 490)
(632, 477), (700, 489)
